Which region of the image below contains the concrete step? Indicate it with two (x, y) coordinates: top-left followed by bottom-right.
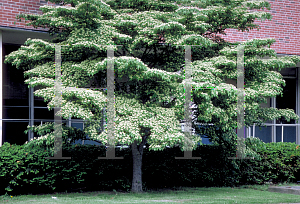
(268, 185), (300, 196)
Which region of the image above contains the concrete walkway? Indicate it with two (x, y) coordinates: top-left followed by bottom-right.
(268, 185), (300, 196)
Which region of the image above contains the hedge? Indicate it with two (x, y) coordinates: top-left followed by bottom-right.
(1, 137), (300, 196)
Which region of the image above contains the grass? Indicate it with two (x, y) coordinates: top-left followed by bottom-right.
(1, 183), (300, 204)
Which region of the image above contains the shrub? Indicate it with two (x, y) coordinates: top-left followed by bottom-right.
(0, 142), (54, 195)
(0, 141), (241, 195)
(1, 136), (300, 196)
(0, 142), (132, 196)
(240, 137), (300, 185)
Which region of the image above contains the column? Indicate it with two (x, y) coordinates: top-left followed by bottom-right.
(28, 87), (34, 142)
(98, 45), (123, 159)
(271, 97), (276, 143)
(175, 45), (201, 159)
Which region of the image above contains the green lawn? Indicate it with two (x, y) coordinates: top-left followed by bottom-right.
(1, 184), (300, 204)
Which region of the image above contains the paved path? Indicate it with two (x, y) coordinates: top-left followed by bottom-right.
(269, 186), (300, 196)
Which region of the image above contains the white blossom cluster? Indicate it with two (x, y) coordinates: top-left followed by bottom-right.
(87, 95), (199, 151)
(24, 62), (55, 78)
(25, 77), (55, 88)
(176, 34), (215, 47)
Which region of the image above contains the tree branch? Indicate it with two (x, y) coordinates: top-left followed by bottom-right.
(138, 133), (149, 154)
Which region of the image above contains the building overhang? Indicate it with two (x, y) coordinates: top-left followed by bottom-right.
(0, 26), (56, 45)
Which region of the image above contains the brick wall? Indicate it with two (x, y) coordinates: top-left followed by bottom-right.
(1, 0), (299, 55)
(0, 0), (56, 30)
(221, 0), (300, 55)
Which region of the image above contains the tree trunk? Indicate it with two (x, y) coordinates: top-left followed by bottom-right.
(131, 140), (143, 193)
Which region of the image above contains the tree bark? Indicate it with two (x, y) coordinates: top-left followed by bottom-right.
(131, 140), (143, 193)
(131, 135), (148, 193)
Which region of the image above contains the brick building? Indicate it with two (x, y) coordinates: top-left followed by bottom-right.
(220, 0), (300, 144)
(0, 0), (300, 146)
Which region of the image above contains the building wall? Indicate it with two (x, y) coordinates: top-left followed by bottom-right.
(0, 0), (57, 30)
(1, 0), (299, 55)
(221, 0), (300, 55)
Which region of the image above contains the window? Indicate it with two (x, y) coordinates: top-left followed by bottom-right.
(248, 67), (298, 143)
(2, 44), (29, 145)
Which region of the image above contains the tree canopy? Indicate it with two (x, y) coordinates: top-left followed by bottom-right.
(4, 0), (300, 192)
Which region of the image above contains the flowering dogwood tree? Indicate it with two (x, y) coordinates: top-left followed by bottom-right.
(5, 0), (300, 193)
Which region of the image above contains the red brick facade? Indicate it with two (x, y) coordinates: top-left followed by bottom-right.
(222, 0), (300, 55)
(0, 0), (57, 31)
(0, 0), (299, 55)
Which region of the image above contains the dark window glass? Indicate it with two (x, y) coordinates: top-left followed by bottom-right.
(276, 78), (296, 124)
(3, 44), (28, 106)
(3, 107), (29, 119)
(201, 137), (212, 145)
(34, 98), (49, 107)
(34, 108), (54, 120)
(83, 140), (102, 145)
(276, 126), (296, 143)
(280, 68), (297, 78)
(71, 122), (84, 145)
(3, 122), (28, 145)
(3, 99), (28, 106)
(255, 126), (272, 143)
(71, 122), (83, 130)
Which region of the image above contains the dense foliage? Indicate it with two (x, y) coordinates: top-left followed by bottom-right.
(241, 137), (300, 184)
(0, 142), (132, 196)
(1, 138), (300, 196)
